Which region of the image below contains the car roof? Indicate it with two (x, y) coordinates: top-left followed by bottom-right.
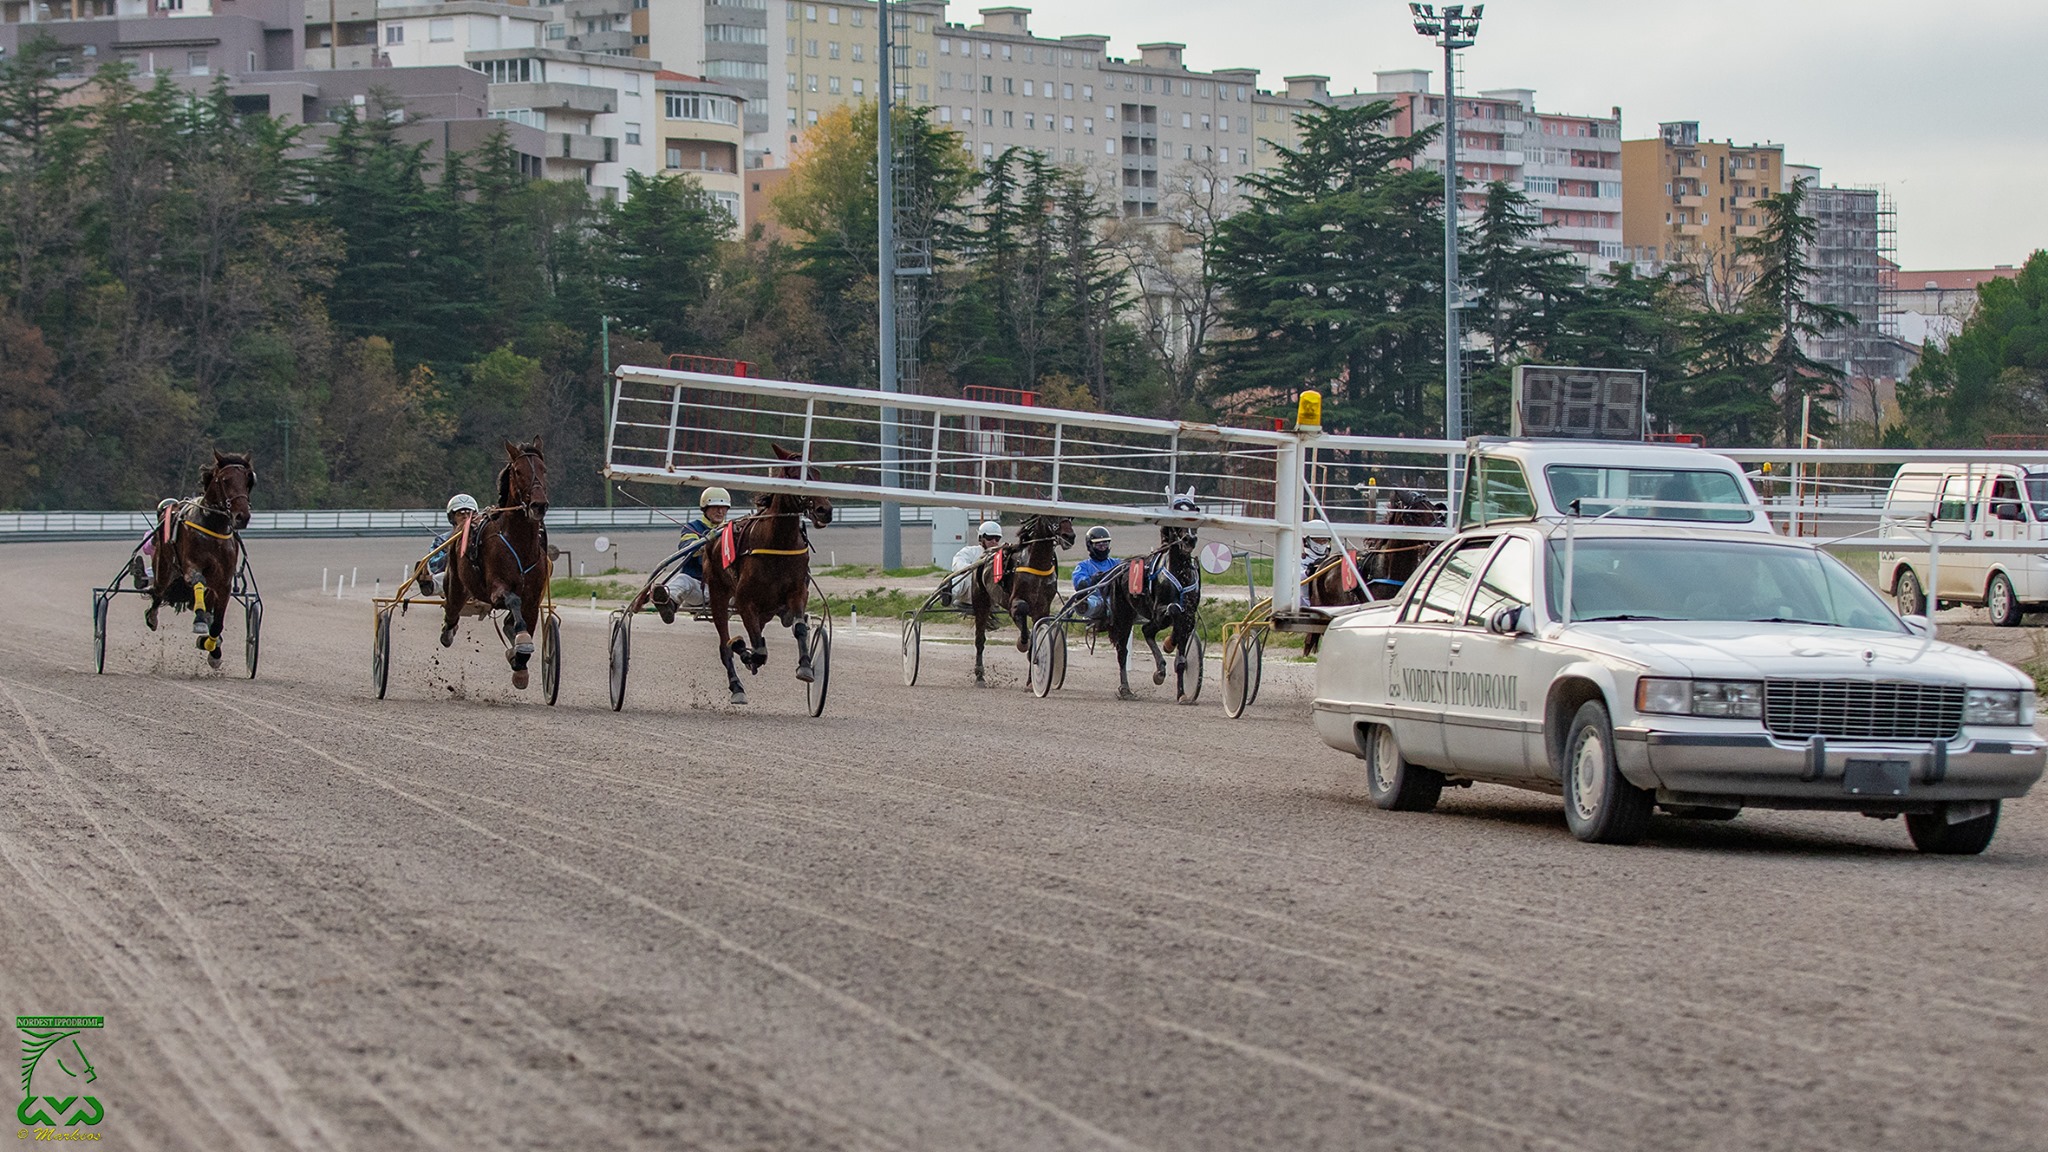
(1483, 521), (1812, 548)
(1471, 438), (1747, 472)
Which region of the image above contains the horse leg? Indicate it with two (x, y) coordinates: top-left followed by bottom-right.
(440, 568), (463, 647)
(972, 606), (988, 685)
(1110, 610), (1137, 701)
(1143, 616), (1169, 685)
(1010, 594), (1032, 654)
(711, 599), (746, 704)
(188, 567), (212, 636)
(502, 590), (532, 689)
(792, 614), (815, 683)
(739, 603), (768, 674)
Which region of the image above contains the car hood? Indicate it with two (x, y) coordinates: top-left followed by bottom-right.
(1569, 620), (2031, 688)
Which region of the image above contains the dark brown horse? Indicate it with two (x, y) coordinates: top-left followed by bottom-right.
(1300, 546), (1370, 656)
(702, 445), (833, 705)
(1361, 490), (1445, 600)
(144, 450), (255, 668)
(1107, 513), (1202, 702)
(441, 439), (551, 690)
(969, 513), (1073, 684)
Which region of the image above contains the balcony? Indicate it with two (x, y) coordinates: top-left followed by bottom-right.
(494, 82), (616, 114)
(304, 0), (377, 23)
(306, 44), (378, 70)
(564, 0), (632, 19)
(565, 30), (634, 54)
(557, 133), (616, 164)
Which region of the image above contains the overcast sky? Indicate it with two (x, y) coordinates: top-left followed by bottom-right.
(1011, 0), (2047, 269)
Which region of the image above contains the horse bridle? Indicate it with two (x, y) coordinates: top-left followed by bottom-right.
(503, 449), (548, 517)
(205, 461), (253, 512)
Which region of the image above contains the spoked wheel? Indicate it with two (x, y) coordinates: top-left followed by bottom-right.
(1244, 629), (1265, 708)
(1029, 619), (1065, 699)
(243, 600), (262, 679)
(92, 593), (108, 674)
(371, 610), (392, 699)
(901, 616), (921, 686)
(608, 611), (631, 712)
(1178, 631), (1205, 705)
(541, 613), (562, 706)
(805, 616), (831, 717)
(1222, 631), (1252, 719)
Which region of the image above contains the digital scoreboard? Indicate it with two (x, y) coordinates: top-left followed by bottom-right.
(1510, 365), (1649, 441)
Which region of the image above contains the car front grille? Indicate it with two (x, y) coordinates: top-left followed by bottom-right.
(1762, 679), (1964, 742)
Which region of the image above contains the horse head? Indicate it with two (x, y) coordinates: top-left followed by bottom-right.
(1387, 489), (1442, 528)
(1161, 488), (1201, 555)
(502, 438), (550, 524)
(771, 443), (832, 528)
(1022, 514), (1075, 550)
(204, 450), (256, 530)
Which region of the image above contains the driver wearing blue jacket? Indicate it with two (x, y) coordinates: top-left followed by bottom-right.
(1070, 525), (1119, 625)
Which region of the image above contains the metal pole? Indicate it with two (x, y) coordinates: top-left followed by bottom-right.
(602, 314), (613, 509)
(876, 0), (902, 570)
(1442, 38), (1462, 443)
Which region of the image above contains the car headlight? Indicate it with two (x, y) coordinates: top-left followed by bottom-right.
(1636, 677), (1763, 719)
(1964, 688), (2031, 726)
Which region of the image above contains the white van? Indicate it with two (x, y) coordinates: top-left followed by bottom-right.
(1879, 463), (2048, 626)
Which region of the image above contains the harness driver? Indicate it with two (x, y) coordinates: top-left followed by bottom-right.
(649, 487), (733, 624)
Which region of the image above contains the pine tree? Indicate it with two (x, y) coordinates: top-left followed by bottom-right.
(1739, 176), (1853, 445)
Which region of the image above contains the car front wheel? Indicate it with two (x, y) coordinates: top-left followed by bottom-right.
(1561, 700), (1654, 844)
(1362, 723), (1444, 812)
(1986, 572), (2022, 627)
(1906, 802), (2000, 855)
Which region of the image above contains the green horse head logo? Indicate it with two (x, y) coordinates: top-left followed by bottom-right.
(17, 1016), (105, 1128)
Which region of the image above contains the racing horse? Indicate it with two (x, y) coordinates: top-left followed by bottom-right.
(969, 513), (1074, 684)
(142, 450), (255, 667)
(702, 444), (833, 705)
(1300, 546), (1371, 656)
(1107, 493), (1203, 702)
(1360, 489), (1445, 600)
(441, 438), (551, 689)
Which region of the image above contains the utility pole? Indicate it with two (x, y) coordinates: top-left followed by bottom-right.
(601, 314), (613, 509)
(1410, 4), (1484, 443)
(876, 0), (902, 569)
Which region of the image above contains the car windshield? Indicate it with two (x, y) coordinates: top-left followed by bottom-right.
(1546, 538), (1906, 632)
(1545, 465), (1755, 523)
(2025, 476), (2048, 521)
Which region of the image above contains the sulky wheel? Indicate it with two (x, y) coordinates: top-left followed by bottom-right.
(806, 616), (831, 717)
(542, 613), (562, 706)
(243, 600), (262, 679)
(1028, 619), (1062, 699)
(371, 611), (392, 699)
(1245, 629), (1265, 708)
(1179, 631), (1205, 705)
(607, 611), (631, 712)
(901, 616), (921, 686)
(1222, 631), (1251, 719)
(92, 593), (109, 675)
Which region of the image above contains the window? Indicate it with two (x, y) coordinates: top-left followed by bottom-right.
(1938, 475), (1980, 522)
(1083, 117), (1092, 134)
(1200, 114), (1210, 130)
(1547, 466), (1754, 524)
(787, 70), (797, 89)
(804, 3), (815, 18)
(853, 43), (863, 61)
(1002, 45), (1011, 59)
(1003, 77), (1014, 94)
(1062, 116), (1073, 132)
(548, 23), (566, 39)
(915, 51), (926, 67)
(429, 17), (453, 41)
(981, 42), (991, 57)
(1407, 540), (1491, 624)
(710, 24), (767, 43)
(1180, 112), (1190, 128)
(982, 76), (992, 92)
(488, 107), (542, 128)
(1082, 84), (1092, 100)
(1004, 110), (1014, 127)
(852, 10), (862, 25)
(940, 38), (951, 54)
(384, 24), (403, 44)
(1463, 458), (1536, 526)
(623, 121), (641, 144)
(807, 109), (819, 124)
(806, 39), (817, 55)
(826, 4), (837, 21)
(470, 58), (537, 84)
(983, 108), (993, 125)
(1465, 538), (1534, 627)
(1024, 112), (1033, 129)
(806, 75), (817, 91)
(828, 75), (840, 93)
(707, 60), (767, 79)
(1023, 80), (1034, 96)
(786, 36), (796, 53)
(827, 40), (838, 58)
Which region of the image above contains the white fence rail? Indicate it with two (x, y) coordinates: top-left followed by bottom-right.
(0, 505), (955, 542)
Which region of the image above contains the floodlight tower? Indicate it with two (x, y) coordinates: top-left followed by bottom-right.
(1410, 3), (1483, 442)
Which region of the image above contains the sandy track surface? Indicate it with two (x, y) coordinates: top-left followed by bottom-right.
(4, 537), (2047, 1151)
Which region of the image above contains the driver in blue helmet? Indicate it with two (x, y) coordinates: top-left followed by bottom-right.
(1071, 525), (1119, 625)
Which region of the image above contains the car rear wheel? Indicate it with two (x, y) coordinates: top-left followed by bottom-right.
(1362, 723), (1443, 812)
(1986, 572), (2022, 627)
(1561, 700), (1654, 844)
(1906, 802), (2000, 855)
(1894, 568), (1925, 617)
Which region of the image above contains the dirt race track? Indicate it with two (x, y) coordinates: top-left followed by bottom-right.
(4, 536), (2047, 1151)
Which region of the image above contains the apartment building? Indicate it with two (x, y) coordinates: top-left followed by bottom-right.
(1620, 120), (1786, 278)
(1891, 264), (2019, 350)
(1338, 71), (1622, 270)
(656, 69), (746, 224)
(773, 0), (941, 170)
(0, 0), (301, 77)
(305, 1), (660, 197)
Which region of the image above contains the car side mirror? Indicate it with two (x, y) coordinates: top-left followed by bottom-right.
(1487, 604), (1532, 637)
(1994, 502), (2023, 522)
(1900, 614), (1934, 638)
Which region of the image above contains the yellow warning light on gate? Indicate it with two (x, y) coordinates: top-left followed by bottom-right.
(1296, 390), (1322, 432)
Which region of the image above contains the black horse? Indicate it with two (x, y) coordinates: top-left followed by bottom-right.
(1107, 507), (1202, 702)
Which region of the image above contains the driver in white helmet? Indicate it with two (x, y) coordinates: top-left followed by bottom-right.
(1302, 518), (1335, 606)
(419, 494), (480, 595)
(940, 519), (1005, 607)
(649, 487), (733, 623)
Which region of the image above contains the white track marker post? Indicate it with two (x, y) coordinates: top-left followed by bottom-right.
(351, 567), (358, 588)
(322, 567), (328, 593)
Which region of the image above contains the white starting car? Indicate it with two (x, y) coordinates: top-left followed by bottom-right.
(1312, 517), (2046, 853)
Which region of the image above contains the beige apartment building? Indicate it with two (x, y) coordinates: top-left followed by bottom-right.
(656, 70), (748, 224)
(1621, 120), (1786, 282)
